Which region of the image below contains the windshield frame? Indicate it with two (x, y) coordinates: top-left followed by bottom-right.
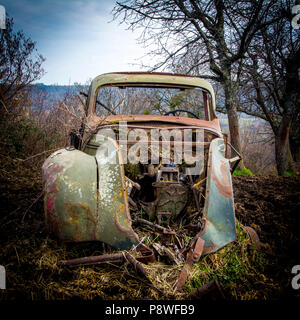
(86, 73), (217, 120)
(94, 83), (213, 121)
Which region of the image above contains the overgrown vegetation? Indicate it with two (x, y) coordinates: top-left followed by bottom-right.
(186, 221), (278, 300)
(233, 168), (254, 176)
(0, 162), (279, 301)
(1, 135), (299, 300)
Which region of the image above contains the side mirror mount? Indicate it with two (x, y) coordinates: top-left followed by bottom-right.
(70, 128), (83, 150)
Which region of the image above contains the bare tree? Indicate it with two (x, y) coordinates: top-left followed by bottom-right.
(113, 0), (279, 169)
(236, 0), (300, 175)
(0, 17), (45, 114)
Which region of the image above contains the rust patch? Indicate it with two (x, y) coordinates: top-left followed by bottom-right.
(203, 241), (218, 255)
(211, 160), (232, 198)
(89, 114), (221, 133)
(245, 226), (261, 251)
(45, 197), (60, 236)
(64, 202), (98, 241)
(113, 209), (139, 240)
(117, 142), (133, 224)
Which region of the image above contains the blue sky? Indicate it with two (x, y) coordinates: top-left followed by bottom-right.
(1, 0), (153, 84)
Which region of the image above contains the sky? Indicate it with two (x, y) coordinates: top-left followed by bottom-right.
(1, 0), (154, 85)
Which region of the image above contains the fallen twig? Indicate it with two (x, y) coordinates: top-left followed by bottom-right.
(16, 148), (60, 162)
(135, 218), (176, 235)
(22, 192), (43, 223)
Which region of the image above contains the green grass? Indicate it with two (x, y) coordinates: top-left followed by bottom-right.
(232, 168), (254, 176)
(185, 220), (278, 299)
(283, 171), (295, 177)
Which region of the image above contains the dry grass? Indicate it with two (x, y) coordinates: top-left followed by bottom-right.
(0, 202), (274, 301)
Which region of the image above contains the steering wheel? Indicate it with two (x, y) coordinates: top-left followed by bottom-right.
(164, 109), (199, 119)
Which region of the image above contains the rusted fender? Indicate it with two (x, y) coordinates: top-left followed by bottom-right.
(42, 145), (139, 250)
(201, 138), (236, 255)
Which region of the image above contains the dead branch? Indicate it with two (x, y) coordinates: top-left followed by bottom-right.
(57, 251), (147, 279)
(16, 148), (60, 162)
(22, 191), (43, 223)
(57, 253), (124, 267)
(135, 218), (176, 235)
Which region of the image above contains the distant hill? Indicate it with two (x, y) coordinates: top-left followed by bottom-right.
(31, 83), (88, 100)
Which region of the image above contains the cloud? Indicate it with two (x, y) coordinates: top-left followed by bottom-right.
(1, 0), (157, 84)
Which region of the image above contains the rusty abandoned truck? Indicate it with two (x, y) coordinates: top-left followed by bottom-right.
(42, 72), (241, 287)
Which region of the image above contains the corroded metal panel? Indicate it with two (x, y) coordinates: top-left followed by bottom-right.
(42, 145), (139, 249)
(42, 149), (98, 242)
(94, 135), (139, 249)
(201, 138), (236, 255)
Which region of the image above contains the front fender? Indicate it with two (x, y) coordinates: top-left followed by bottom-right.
(201, 138), (236, 255)
(42, 143), (139, 250)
